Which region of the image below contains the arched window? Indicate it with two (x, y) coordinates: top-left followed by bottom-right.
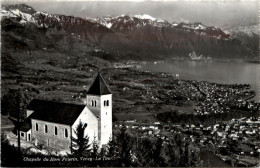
(64, 129), (68, 138)
(35, 123), (38, 131)
(54, 126), (58, 135)
(83, 123), (88, 128)
(104, 101), (106, 107)
(44, 124), (48, 133)
(94, 101), (97, 107)
(91, 100), (94, 106)
(107, 100), (109, 106)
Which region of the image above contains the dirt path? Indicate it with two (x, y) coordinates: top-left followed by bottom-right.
(2, 125), (15, 129)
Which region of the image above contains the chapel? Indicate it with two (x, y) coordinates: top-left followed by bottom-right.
(18, 72), (112, 151)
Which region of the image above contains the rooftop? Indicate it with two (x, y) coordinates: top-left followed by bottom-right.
(28, 99), (85, 126)
(87, 72), (112, 95)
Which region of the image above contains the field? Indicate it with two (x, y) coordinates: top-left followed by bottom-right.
(2, 48), (202, 123)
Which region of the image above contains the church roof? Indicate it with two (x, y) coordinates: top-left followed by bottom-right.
(87, 72), (112, 95)
(28, 99), (85, 126)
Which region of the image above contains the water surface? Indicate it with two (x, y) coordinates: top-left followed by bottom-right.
(138, 61), (260, 102)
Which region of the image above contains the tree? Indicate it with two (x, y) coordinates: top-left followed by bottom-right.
(13, 89), (31, 155)
(190, 145), (202, 167)
(117, 125), (134, 167)
(1, 133), (23, 166)
(152, 137), (166, 166)
(71, 121), (91, 157)
(2, 89), (31, 119)
(1, 92), (16, 117)
(99, 146), (106, 162)
(183, 142), (192, 167)
(178, 139), (201, 167)
(134, 137), (154, 166)
(14, 89), (31, 118)
(107, 136), (119, 160)
(166, 139), (181, 167)
(91, 137), (99, 160)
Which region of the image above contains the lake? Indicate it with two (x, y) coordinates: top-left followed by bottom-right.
(137, 61), (260, 102)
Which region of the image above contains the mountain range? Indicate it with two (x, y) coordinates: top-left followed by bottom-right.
(1, 4), (258, 60)
(223, 25), (259, 56)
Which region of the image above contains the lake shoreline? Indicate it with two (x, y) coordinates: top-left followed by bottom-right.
(146, 58), (260, 64)
(134, 60), (259, 103)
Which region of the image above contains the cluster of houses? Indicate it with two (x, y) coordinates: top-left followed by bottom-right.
(116, 116), (260, 165)
(210, 117), (260, 149)
(140, 78), (259, 117)
(192, 82), (259, 115)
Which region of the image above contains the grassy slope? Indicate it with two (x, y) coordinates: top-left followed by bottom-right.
(2, 45), (200, 123)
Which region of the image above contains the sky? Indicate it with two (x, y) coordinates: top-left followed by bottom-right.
(2, 0), (258, 27)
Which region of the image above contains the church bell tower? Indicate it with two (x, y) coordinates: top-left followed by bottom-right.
(84, 72), (112, 146)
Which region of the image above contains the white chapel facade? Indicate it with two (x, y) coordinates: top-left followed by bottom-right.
(18, 72), (112, 151)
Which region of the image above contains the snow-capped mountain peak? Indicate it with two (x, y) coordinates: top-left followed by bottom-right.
(1, 4), (229, 41)
(133, 14), (165, 23)
(133, 14), (156, 21)
(87, 14), (230, 40)
(90, 14), (171, 32)
(1, 4), (254, 60)
(177, 22), (208, 30)
(223, 25), (259, 37)
(1, 8), (34, 23)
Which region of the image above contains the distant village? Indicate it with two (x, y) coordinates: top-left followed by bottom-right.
(2, 57), (260, 167)
(116, 116), (260, 166)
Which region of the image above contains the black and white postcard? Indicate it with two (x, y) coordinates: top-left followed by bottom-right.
(1, 0), (259, 167)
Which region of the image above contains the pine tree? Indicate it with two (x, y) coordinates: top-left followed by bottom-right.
(14, 89), (31, 155)
(91, 137), (99, 160)
(107, 136), (119, 160)
(134, 137), (154, 166)
(190, 145), (201, 166)
(1, 91), (16, 117)
(183, 142), (192, 167)
(152, 137), (166, 166)
(166, 138), (181, 167)
(117, 125), (133, 166)
(71, 121), (91, 157)
(100, 146), (106, 161)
